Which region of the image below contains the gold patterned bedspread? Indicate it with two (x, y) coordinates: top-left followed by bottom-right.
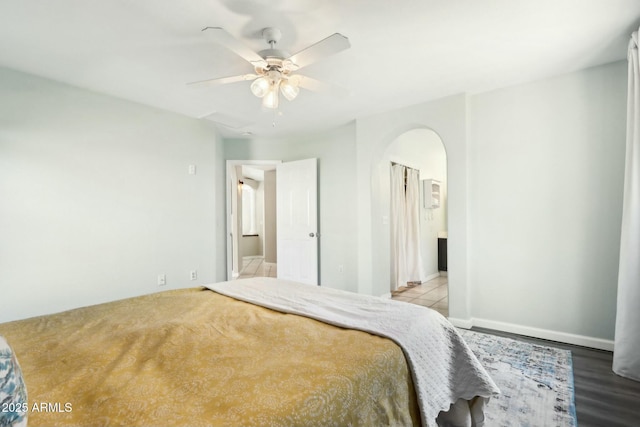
(0, 287), (420, 426)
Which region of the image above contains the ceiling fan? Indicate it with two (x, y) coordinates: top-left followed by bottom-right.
(188, 27), (350, 109)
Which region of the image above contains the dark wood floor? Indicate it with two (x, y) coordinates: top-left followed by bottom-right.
(473, 327), (640, 427)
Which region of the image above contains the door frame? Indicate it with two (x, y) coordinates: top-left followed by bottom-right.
(225, 160), (282, 281)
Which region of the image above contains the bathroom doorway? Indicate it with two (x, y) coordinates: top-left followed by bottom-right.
(385, 129), (448, 316)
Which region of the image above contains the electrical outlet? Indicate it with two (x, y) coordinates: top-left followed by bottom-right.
(190, 270), (197, 281)
(158, 274), (167, 286)
(338, 264), (344, 273)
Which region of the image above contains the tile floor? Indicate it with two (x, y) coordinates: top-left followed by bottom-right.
(238, 256), (277, 279)
(390, 275), (449, 317)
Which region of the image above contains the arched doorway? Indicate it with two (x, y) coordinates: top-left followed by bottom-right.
(383, 128), (448, 317)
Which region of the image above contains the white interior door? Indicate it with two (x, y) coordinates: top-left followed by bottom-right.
(277, 158), (318, 285)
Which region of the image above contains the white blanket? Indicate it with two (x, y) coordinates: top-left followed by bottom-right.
(207, 278), (499, 427)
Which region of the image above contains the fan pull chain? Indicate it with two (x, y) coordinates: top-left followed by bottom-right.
(272, 109), (282, 127)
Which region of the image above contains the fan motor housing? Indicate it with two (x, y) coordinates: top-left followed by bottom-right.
(258, 49), (290, 61)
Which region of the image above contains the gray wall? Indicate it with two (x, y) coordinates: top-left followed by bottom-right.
(467, 60), (626, 343)
(355, 60), (626, 348)
(0, 67), (225, 323)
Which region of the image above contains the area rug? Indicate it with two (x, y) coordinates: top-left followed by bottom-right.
(459, 329), (577, 427)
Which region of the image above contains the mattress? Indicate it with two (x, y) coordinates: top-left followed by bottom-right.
(0, 277), (499, 427)
(0, 286), (421, 426)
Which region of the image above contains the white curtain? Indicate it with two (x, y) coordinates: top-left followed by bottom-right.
(613, 27), (640, 382)
(391, 164), (406, 291)
(390, 164), (425, 291)
(405, 168), (424, 283)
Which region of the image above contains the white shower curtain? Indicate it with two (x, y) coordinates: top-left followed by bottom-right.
(391, 164), (425, 291)
(613, 27), (640, 382)
(391, 164), (407, 291)
(405, 168), (424, 283)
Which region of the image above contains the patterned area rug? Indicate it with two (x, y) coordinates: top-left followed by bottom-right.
(459, 329), (577, 427)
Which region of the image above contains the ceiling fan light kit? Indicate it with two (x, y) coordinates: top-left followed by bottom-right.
(262, 85), (280, 109)
(249, 67), (299, 108)
(280, 80), (300, 101)
(190, 26), (350, 110)
(250, 76), (271, 98)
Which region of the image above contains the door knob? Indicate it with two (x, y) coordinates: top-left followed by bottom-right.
(309, 232), (315, 237)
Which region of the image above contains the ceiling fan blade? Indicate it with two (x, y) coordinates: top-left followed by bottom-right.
(290, 75), (350, 98)
(187, 73), (258, 88)
(202, 27), (267, 68)
(287, 33), (350, 70)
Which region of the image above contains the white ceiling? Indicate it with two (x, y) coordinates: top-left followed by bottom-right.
(1, 0), (638, 138)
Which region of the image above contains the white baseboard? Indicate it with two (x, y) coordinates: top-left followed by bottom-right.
(448, 317), (614, 351)
(448, 317), (473, 329)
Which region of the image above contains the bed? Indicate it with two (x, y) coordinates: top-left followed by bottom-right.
(0, 277), (499, 427)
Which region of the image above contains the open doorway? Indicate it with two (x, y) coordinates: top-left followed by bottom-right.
(225, 158), (319, 284)
(384, 129), (448, 317)
(226, 161), (280, 280)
